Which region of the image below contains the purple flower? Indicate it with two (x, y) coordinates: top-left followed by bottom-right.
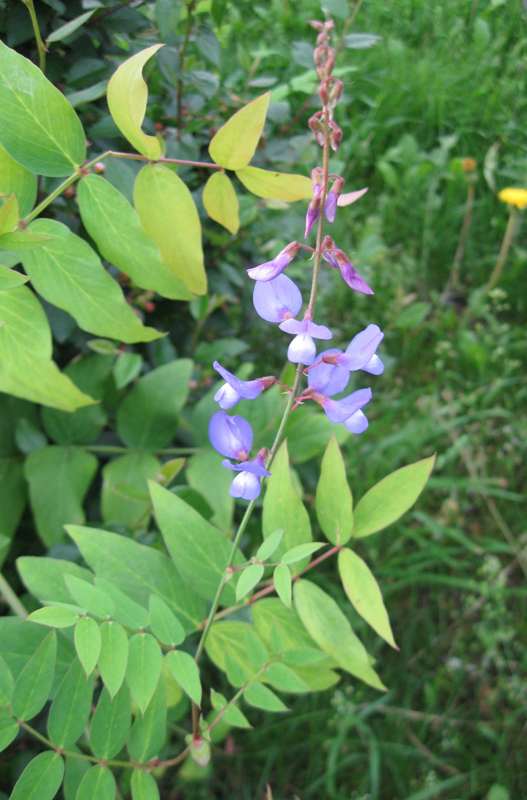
(279, 317), (332, 366)
(324, 192), (338, 223)
(343, 409), (369, 434)
(253, 274), (302, 323)
(213, 361), (270, 409)
(307, 349), (350, 396)
(322, 324), (384, 374)
(247, 242), (300, 282)
(305, 204), (320, 238)
(323, 248), (373, 295)
(317, 387), (372, 424)
(222, 455), (271, 500)
(209, 411), (253, 460)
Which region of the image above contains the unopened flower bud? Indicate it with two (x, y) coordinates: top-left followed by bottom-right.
(325, 19), (335, 31)
(308, 114), (325, 147)
(329, 121), (342, 152)
(318, 81), (329, 107)
(94, 162), (106, 174)
(462, 157), (476, 173)
(316, 31), (328, 46)
(258, 376), (276, 389)
(308, 20), (325, 31)
(322, 234), (335, 250)
(328, 78), (343, 108)
(283, 241), (300, 259)
(314, 46), (325, 66)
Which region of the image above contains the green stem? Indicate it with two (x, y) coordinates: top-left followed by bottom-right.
(176, 1), (196, 138)
(487, 206), (519, 291)
(18, 722), (132, 768)
(23, 173), (80, 225)
(0, 572), (27, 618)
(21, 0), (46, 72)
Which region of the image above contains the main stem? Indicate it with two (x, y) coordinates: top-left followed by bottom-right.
(22, 0), (46, 72)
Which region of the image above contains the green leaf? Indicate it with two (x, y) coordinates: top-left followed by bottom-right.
(17, 556), (94, 605)
(148, 595), (185, 647)
(107, 45), (163, 161)
(256, 528), (283, 562)
(0, 41), (85, 177)
(74, 617), (101, 677)
(273, 563), (291, 608)
(47, 658), (94, 748)
(150, 482), (244, 605)
(282, 648), (328, 667)
(166, 650), (201, 706)
(117, 360), (193, 450)
(0, 286), (95, 411)
(0, 716), (19, 753)
(352, 455), (436, 538)
(262, 440), (312, 565)
(316, 435), (353, 545)
(225, 649), (247, 688)
(131, 770), (160, 800)
(0, 654), (14, 706)
(263, 662), (309, 693)
(126, 633), (162, 714)
(134, 164), (206, 295)
(67, 524), (205, 632)
(236, 564), (264, 603)
(244, 627), (268, 669)
(205, 622), (259, 682)
(46, 10), (95, 43)
(10, 751), (64, 800)
(0, 264), (28, 290)
(63, 753), (90, 800)
(293, 580), (386, 691)
(209, 93), (270, 170)
(26, 606), (79, 628)
(0, 231), (52, 251)
(90, 685), (131, 759)
(202, 171), (239, 233)
(95, 578), (150, 630)
(101, 452), (160, 530)
(185, 448), (234, 533)
(113, 352), (142, 390)
(0, 461), (25, 559)
(98, 621), (129, 698)
(127, 677), (166, 763)
(24, 447), (98, 547)
(281, 542), (326, 565)
(156, 0), (180, 37)
(223, 703), (252, 729)
(76, 765), (116, 800)
(11, 630), (56, 720)
(0, 142), (37, 218)
(65, 575), (115, 619)
(22, 220), (161, 343)
(78, 175), (193, 301)
(0, 193), (18, 235)
(338, 548), (397, 649)
(243, 682), (288, 713)
(235, 166), (312, 202)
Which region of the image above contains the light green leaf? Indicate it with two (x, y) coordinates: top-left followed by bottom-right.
(23, 220), (161, 343)
(185, 448), (234, 533)
(113, 352), (142, 390)
(74, 617), (101, 677)
(0, 459), (26, 558)
(10, 751), (64, 800)
(76, 765), (116, 800)
(352, 455), (436, 538)
(256, 528), (284, 562)
(0, 716), (19, 753)
(26, 606), (79, 628)
(67, 524), (205, 632)
(47, 658), (94, 748)
(202, 171), (239, 233)
(98, 621), (129, 698)
(0, 193), (18, 235)
(0, 286), (95, 411)
(11, 630), (56, 720)
(17, 556), (94, 605)
(209, 92), (270, 170)
(166, 650), (201, 706)
(134, 164), (206, 295)
(107, 45), (163, 161)
(95, 578), (150, 630)
(0, 264), (29, 290)
(0, 231), (52, 251)
(63, 753), (90, 800)
(78, 175), (193, 301)
(65, 575), (114, 619)
(0, 41), (85, 177)
(101, 452), (160, 530)
(281, 542), (326, 565)
(117, 360), (193, 450)
(0, 654), (14, 706)
(148, 595), (185, 648)
(126, 633), (162, 714)
(244, 627), (268, 669)
(293, 580), (386, 691)
(225, 649), (247, 688)
(131, 769), (160, 800)
(24, 446), (98, 547)
(236, 564), (264, 603)
(338, 548), (397, 648)
(90, 684), (132, 759)
(223, 703), (252, 729)
(316, 435), (353, 545)
(262, 440), (312, 566)
(235, 166), (312, 201)
(263, 662), (309, 693)
(273, 563), (291, 608)
(127, 677), (166, 762)
(46, 10), (95, 43)
(150, 481), (244, 605)
(243, 682), (288, 712)
(0, 142), (37, 218)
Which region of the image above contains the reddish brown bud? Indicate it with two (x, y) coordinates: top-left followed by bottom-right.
(329, 121), (342, 152)
(314, 46), (325, 66)
(308, 20), (325, 31)
(283, 241), (300, 258)
(325, 19), (335, 31)
(318, 81), (329, 107)
(308, 114), (325, 147)
(316, 31), (328, 46)
(94, 161), (106, 174)
(258, 376), (276, 389)
(322, 353), (340, 365)
(154, 122), (163, 131)
(328, 78), (343, 108)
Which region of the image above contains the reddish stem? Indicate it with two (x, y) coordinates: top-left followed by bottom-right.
(247, 544), (343, 604)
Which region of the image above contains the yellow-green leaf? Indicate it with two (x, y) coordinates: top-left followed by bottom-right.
(107, 45), (163, 160)
(0, 193), (18, 235)
(202, 171), (239, 234)
(134, 164), (206, 295)
(0, 142), (37, 218)
(0, 264), (28, 290)
(209, 92), (270, 170)
(236, 166), (312, 202)
(316, 435), (353, 545)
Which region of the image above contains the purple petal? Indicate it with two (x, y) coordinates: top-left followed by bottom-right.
(214, 383), (244, 409)
(337, 324), (384, 371)
(209, 411), (253, 459)
(253, 274), (302, 323)
(288, 333), (316, 365)
(363, 354), (384, 375)
(340, 261), (374, 295)
(222, 456), (270, 477)
(343, 409), (369, 434)
(213, 361), (264, 400)
(324, 192), (338, 223)
(247, 251), (291, 282)
(323, 251), (339, 269)
(279, 318), (306, 335)
(337, 187), (368, 207)
(322, 387), (372, 424)
(304, 320), (332, 340)
(229, 471), (262, 500)
(308, 349), (349, 396)
(305, 205), (320, 238)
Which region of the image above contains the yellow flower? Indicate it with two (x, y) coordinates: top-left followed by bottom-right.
(498, 187), (527, 210)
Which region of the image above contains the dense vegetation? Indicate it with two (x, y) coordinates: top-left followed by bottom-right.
(0, 0), (525, 798)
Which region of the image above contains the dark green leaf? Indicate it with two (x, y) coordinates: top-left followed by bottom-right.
(127, 677), (166, 762)
(0, 716), (19, 752)
(48, 658), (94, 748)
(74, 617), (101, 677)
(65, 575), (114, 619)
(148, 595), (185, 648)
(185, 449), (234, 532)
(101, 452), (160, 530)
(10, 751), (64, 800)
(316, 435), (353, 545)
(90, 684), (132, 759)
(46, 10), (95, 43)
(11, 630), (56, 719)
(95, 578), (150, 630)
(0, 654), (14, 706)
(17, 556), (94, 605)
(126, 633), (162, 714)
(131, 769), (160, 800)
(98, 621), (128, 698)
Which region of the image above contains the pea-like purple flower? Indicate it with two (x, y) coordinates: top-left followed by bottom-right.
(247, 241), (300, 282)
(213, 361), (274, 410)
(307, 349), (350, 396)
(279, 317), (332, 366)
(223, 455), (271, 500)
(323, 247), (373, 295)
(253, 274), (302, 323)
(314, 387), (372, 434)
(322, 324), (384, 374)
(324, 177), (344, 224)
(209, 411), (253, 461)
